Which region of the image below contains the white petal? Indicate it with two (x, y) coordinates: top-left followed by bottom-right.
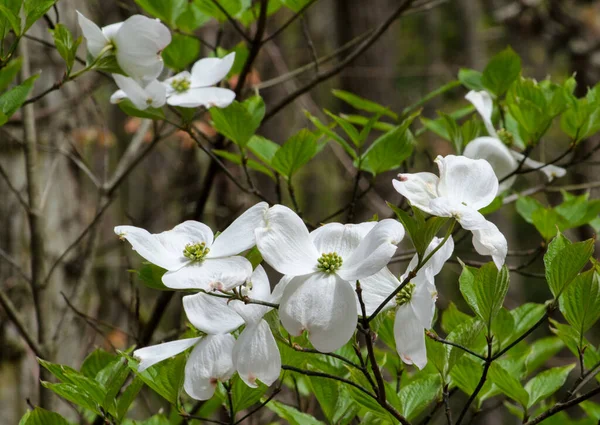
(271, 275), (292, 304)
(115, 15), (171, 80)
(279, 273), (357, 353)
(162, 257), (253, 291)
(167, 87), (236, 108)
(410, 277), (437, 329)
(184, 334), (235, 400)
(420, 236), (455, 278)
(338, 219), (405, 281)
(191, 53), (236, 88)
(465, 90), (498, 138)
(435, 155), (499, 209)
(145, 79), (167, 108)
(464, 137), (518, 192)
(429, 198), (489, 231)
(357, 268), (399, 316)
(233, 320), (281, 388)
(101, 22), (123, 41)
(114, 225), (188, 271)
(255, 205), (319, 276)
(229, 267), (272, 324)
(160, 221), (214, 249)
(392, 172), (439, 214)
(510, 151), (567, 182)
(76, 11), (108, 58)
(110, 89), (127, 104)
(112, 74), (151, 110)
(209, 202), (268, 258)
(394, 304), (427, 369)
(310, 222), (376, 259)
(472, 221), (507, 269)
(183, 292), (244, 334)
(134, 337), (201, 372)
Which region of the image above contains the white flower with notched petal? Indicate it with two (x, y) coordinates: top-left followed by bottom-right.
(115, 202), (268, 291)
(255, 205), (405, 353)
(360, 237), (454, 369)
(163, 53), (236, 109)
(464, 90), (566, 191)
(393, 154), (507, 268)
(110, 75), (166, 110)
(133, 266), (282, 399)
(76, 11), (171, 81)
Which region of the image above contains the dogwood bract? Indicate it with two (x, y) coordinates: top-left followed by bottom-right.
(164, 53), (236, 108)
(359, 237), (454, 369)
(255, 205), (405, 352)
(115, 202), (268, 291)
(77, 12), (171, 81)
(464, 90), (566, 191)
(110, 75), (166, 110)
(393, 154), (507, 268)
(134, 266), (282, 399)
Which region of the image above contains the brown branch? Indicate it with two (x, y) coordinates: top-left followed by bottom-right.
(0, 289), (46, 358)
(524, 386), (600, 425)
(263, 0), (417, 123)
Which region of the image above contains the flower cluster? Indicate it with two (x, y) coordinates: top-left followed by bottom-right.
(116, 155), (508, 400)
(77, 12), (235, 111)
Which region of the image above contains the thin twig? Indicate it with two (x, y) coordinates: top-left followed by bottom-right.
(0, 289), (46, 357)
(262, 0), (319, 44)
(209, 0), (252, 43)
(0, 246), (31, 282)
(524, 386), (600, 425)
(0, 162), (29, 210)
(456, 337), (493, 425)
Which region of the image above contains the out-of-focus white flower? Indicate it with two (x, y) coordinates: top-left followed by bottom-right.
(393, 154), (507, 268)
(115, 202), (268, 291)
(255, 205), (405, 352)
(360, 237), (454, 369)
(110, 75), (166, 110)
(77, 11), (171, 81)
(164, 53), (236, 108)
(464, 90), (566, 191)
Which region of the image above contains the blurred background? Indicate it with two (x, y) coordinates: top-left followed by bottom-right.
(1, 0), (599, 423)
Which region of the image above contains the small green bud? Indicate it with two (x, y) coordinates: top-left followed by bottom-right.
(317, 252), (343, 273)
(183, 242), (210, 261)
(396, 282), (415, 306)
(497, 128), (514, 146)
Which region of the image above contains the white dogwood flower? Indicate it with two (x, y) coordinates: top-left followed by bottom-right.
(163, 53), (236, 108)
(393, 154), (507, 268)
(255, 205), (405, 352)
(359, 237), (454, 369)
(77, 11), (171, 81)
(133, 266), (282, 399)
(464, 90), (566, 191)
(110, 75), (166, 110)
(115, 202), (268, 291)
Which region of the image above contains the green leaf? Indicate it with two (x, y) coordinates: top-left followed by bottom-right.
(525, 336), (565, 375)
(23, 0), (57, 32)
(441, 302), (473, 334)
(332, 89), (397, 119)
(360, 120), (414, 175)
(516, 196), (545, 224)
(446, 318), (485, 374)
(458, 68), (484, 91)
(271, 129), (318, 179)
(0, 58), (22, 92)
(510, 303), (547, 338)
(459, 261), (510, 329)
(134, 0), (187, 26)
(306, 111), (357, 160)
(489, 362), (529, 407)
(116, 377), (144, 419)
(230, 375), (268, 413)
(545, 235), (594, 298)
(532, 207), (568, 241)
(0, 74), (39, 125)
(0, 0), (21, 37)
(450, 356), (491, 408)
(118, 100), (165, 120)
(129, 354), (186, 405)
(310, 377), (357, 424)
(19, 407), (72, 425)
(324, 109), (362, 147)
(398, 374), (441, 420)
(524, 364), (575, 408)
(41, 382), (103, 414)
(559, 269), (600, 337)
(265, 400), (325, 425)
(38, 358), (107, 406)
(211, 100), (261, 147)
(162, 33), (201, 71)
(97, 358), (129, 409)
(482, 47), (521, 96)
(51, 24), (81, 73)
(506, 77), (553, 144)
(247, 135), (280, 165)
(81, 348), (117, 378)
(550, 319), (600, 372)
(213, 149), (275, 179)
(134, 262), (169, 291)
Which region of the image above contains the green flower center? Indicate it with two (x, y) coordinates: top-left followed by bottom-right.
(396, 282), (415, 306)
(317, 252), (343, 273)
(497, 128), (514, 146)
(171, 77), (191, 93)
(183, 242), (210, 261)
